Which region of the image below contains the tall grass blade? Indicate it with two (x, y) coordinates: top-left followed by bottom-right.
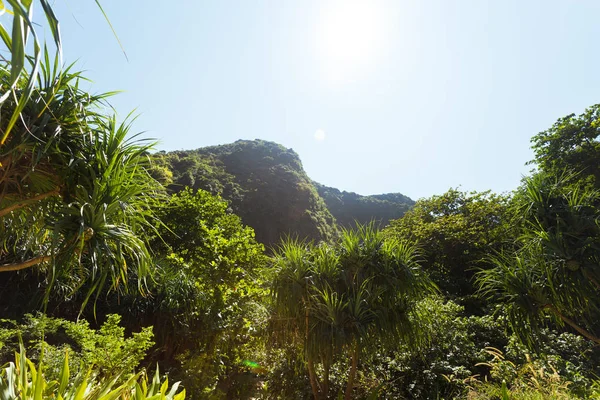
(94, 0), (128, 61)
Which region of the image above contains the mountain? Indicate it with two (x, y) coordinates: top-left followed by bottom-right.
(315, 183), (415, 229)
(155, 140), (336, 248)
(154, 139), (413, 247)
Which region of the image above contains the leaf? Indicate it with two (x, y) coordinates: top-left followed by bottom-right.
(58, 349), (70, 394)
(93, 0), (128, 61)
(33, 357), (44, 400)
(39, 0), (62, 59)
(73, 370), (92, 400)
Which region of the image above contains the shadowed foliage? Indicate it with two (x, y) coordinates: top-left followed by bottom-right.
(269, 223), (435, 400)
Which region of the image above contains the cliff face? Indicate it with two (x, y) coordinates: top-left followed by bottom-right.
(315, 183), (415, 229)
(161, 140), (336, 248)
(157, 139), (413, 247)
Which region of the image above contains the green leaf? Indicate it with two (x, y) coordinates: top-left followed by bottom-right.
(33, 358), (44, 400)
(93, 0), (128, 61)
(58, 349), (70, 394)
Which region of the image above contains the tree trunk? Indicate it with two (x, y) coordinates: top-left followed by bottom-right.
(344, 341), (359, 400)
(305, 300), (321, 400)
(0, 189), (60, 218)
(307, 357), (321, 400)
(545, 304), (600, 344)
(0, 255), (52, 272)
(322, 355), (330, 399)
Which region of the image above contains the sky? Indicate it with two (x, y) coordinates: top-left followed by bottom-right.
(34, 0), (600, 200)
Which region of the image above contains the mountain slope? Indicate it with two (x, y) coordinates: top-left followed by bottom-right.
(155, 139), (414, 247)
(158, 140), (336, 248)
(315, 183), (415, 229)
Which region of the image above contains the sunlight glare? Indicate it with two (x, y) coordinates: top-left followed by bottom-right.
(314, 129), (326, 141)
(316, 1), (386, 84)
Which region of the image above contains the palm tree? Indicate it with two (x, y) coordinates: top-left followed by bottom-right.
(0, 0), (124, 148)
(270, 224), (435, 399)
(477, 172), (600, 347)
(0, 2), (163, 306)
(0, 84), (162, 302)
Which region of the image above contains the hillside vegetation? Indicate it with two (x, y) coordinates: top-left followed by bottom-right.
(154, 139), (414, 247)
(315, 183), (414, 228)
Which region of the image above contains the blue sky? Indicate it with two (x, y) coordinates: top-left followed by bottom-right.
(45, 0), (600, 199)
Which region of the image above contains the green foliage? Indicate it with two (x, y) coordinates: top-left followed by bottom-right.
(0, 314), (154, 381)
(96, 188), (268, 399)
(155, 188), (264, 277)
(0, 0), (61, 146)
(385, 189), (514, 303)
(0, 38), (163, 309)
(269, 223), (435, 399)
(503, 330), (599, 396)
(0, 344), (185, 400)
(359, 298), (507, 399)
(315, 183), (414, 229)
(478, 172), (600, 348)
(148, 154), (175, 187)
(468, 348), (577, 400)
(159, 140), (338, 247)
(530, 104), (600, 188)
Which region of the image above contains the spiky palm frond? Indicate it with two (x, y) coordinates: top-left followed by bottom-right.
(0, 344), (186, 400)
(269, 223), (436, 398)
(0, 56), (163, 310)
(478, 172), (600, 347)
(45, 116), (162, 305)
(0, 0), (124, 147)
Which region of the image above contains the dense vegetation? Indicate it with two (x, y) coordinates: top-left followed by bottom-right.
(2, 2), (600, 399)
(315, 183), (414, 229)
(157, 140), (337, 248)
(157, 140), (415, 249)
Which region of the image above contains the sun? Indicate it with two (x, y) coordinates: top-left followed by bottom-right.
(314, 129), (326, 141)
(316, 1), (386, 84)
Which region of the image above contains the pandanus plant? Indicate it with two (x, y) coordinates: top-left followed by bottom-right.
(0, 343), (185, 400)
(0, 0), (124, 148)
(477, 172), (600, 348)
(0, 1), (163, 306)
(270, 223), (435, 400)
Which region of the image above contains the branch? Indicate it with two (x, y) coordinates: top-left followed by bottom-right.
(545, 304), (600, 345)
(0, 189), (60, 218)
(344, 340), (360, 400)
(583, 269), (600, 291)
(0, 255), (52, 272)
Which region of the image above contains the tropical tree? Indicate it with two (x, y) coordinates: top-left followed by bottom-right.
(0, 1), (163, 305)
(270, 224), (435, 400)
(0, 76), (162, 300)
(529, 104), (600, 188)
(477, 172), (600, 348)
(385, 189), (514, 302)
(64, 188), (269, 398)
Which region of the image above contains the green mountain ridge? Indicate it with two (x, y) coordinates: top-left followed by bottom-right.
(155, 139), (413, 247)
(315, 182), (415, 229)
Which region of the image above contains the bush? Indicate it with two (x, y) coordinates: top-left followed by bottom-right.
(0, 313), (154, 382)
(0, 343), (185, 400)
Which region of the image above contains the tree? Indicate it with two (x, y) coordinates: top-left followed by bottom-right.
(109, 188), (267, 397)
(270, 224), (435, 400)
(530, 104), (600, 188)
(0, 0), (121, 148)
(384, 189), (514, 303)
(477, 172), (600, 348)
(0, 13), (163, 304)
